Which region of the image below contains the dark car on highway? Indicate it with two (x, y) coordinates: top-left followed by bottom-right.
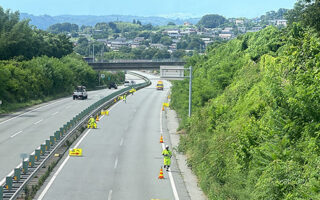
(108, 82), (118, 89)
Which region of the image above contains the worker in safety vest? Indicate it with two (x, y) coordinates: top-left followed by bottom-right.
(162, 145), (172, 171)
(123, 94), (127, 103)
(88, 116), (96, 128)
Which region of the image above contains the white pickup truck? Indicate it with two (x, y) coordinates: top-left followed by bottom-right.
(73, 86), (88, 100)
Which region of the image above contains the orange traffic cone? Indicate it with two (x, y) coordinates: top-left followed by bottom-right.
(96, 115), (99, 122)
(158, 167), (164, 179)
(160, 135), (164, 143)
(162, 106), (164, 111)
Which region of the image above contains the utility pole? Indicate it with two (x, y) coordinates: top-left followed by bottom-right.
(92, 44), (95, 63)
(188, 66), (192, 117)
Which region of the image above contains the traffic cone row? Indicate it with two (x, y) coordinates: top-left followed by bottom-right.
(96, 115), (99, 121)
(158, 103), (167, 180)
(158, 167), (164, 179)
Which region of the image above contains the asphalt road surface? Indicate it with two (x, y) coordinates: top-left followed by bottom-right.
(0, 74), (140, 183)
(36, 72), (190, 200)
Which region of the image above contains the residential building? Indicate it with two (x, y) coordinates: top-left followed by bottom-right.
(219, 33), (232, 40)
(247, 27), (262, 32)
(235, 19), (244, 26)
(180, 28), (197, 35)
(133, 37), (145, 43)
(276, 20), (287, 27)
(150, 43), (166, 49)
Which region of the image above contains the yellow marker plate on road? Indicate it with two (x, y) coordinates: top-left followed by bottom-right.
(163, 103), (169, 107)
(69, 148), (82, 156)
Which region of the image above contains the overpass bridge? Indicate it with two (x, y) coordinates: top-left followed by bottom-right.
(87, 59), (186, 70)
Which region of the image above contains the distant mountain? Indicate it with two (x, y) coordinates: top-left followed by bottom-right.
(20, 13), (200, 30)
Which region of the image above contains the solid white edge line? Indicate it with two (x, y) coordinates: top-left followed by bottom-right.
(37, 129), (91, 200)
(160, 108), (180, 200)
(108, 190), (113, 200)
(34, 119), (43, 125)
(120, 138), (124, 146)
(0, 99), (68, 125)
(10, 131), (22, 138)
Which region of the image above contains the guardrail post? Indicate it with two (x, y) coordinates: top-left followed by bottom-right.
(54, 131), (60, 141)
(28, 155), (35, 168)
(5, 177), (12, 191)
(0, 186), (3, 200)
(14, 168), (21, 182)
(22, 161), (28, 174)
(40, 144), (46, 155)
(50, 136), (55, 146)
(45, 140), (50, 151)
(35, 149), (40, 161)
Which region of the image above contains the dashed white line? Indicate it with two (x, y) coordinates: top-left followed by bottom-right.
(120, 138), (124, 146)
(10, 131), (22, 138)
(37, 129), (92, 200)
(34, 119), (43, 125)
(51, 112), (59, 116)
(108, 190), (113, 200)
(0, 99), (68, 125)
(114, 157), (118, 169)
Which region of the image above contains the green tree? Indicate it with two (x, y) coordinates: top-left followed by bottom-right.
(197, 14), (227, 28)
(160, 36), (173, 46)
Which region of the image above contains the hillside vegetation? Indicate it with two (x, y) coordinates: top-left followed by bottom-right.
(171, 23), (320, 199)
(0, 8), (124, 114)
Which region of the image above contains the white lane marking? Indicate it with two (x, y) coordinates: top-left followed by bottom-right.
(10, 131), (22, 138)
(108, 190), (113, 200)
(34, 119), (43, 125)
(114, 157), (118, 169)
(120, 138), (124, 146)
(37, 129), (92, 200)
(0, 99), (68, 125)
(51, 112), (59, 116)
(160, 108), (180, 200)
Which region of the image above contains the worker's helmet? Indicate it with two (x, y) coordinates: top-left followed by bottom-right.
(165, 145), (169, 149)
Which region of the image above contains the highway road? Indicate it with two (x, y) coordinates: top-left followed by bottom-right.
(0, 74), (139, 182)
(36, 72), (190, 200)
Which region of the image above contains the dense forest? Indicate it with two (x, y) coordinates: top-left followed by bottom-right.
(0, 8), (124, 113)
(171, 0), (320, 199)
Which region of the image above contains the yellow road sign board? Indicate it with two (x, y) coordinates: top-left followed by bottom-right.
(69, 148), (82, 156)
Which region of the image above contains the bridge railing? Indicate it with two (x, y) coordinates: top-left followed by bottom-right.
(87, 59), (186, 63)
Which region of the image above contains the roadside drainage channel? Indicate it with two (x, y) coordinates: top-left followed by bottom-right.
(0, 72), (151, 200)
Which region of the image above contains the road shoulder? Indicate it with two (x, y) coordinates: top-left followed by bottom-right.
(166, 108), (207, 200)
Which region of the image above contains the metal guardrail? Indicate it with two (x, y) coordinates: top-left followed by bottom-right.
(0, 72), (151, 200)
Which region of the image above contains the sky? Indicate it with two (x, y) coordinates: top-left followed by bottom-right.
(0, 0), (297, 18)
